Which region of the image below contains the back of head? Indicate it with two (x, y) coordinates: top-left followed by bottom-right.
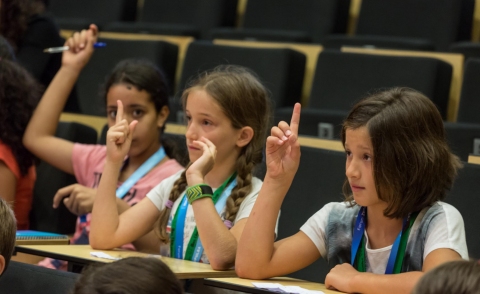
(74, 257), (183, 294)
(0, 198), (16, 276)
(341, 87), (461, 218)
(0, 36), (16, 61)
(413, 260), (480, 294)
(0, 59), (41, 176)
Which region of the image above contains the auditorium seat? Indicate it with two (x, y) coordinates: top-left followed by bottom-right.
(210, 0), (350, 43)
(456, 59), (480, 124)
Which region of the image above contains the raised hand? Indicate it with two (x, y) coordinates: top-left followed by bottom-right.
(185, 137), (217, 186)
(52, 184), (96, 216)
(265, 103), (301, 182)
(105, 100), (137, 164)
(62, 24), (98, 71)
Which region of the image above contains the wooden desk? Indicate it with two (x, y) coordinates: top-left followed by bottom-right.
(15, 245), (236, 279)
(468, 155), (480, 165)
(204, 277), (343, 293)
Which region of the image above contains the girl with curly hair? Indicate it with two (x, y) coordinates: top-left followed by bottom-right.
(0, 59), (42, 230)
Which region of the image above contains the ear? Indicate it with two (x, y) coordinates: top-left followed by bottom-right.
(0, 255), (5, 276)
(236, 126), (254, 148)
(156, 105), (170, 129)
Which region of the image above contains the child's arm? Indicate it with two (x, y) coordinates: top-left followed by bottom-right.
(325, 248), (462, 294)
(235, 104), (324, 278)
(90, 100), (161, 249)
(23, 25), (98, 174)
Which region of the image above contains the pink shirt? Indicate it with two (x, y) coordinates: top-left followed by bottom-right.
(70, 143), (183, 246)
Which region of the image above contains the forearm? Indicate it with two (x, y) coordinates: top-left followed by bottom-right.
(90, 160), (124, 248)
(132, 230), (162, 254)
(235, 178), (289, 275)
(192, 198), (237, 270)
(350, 271), (423, 294)
(24, 66), (80, 146)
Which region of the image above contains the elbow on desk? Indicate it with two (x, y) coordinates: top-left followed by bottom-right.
(235, 264), (269, 280)
(89, 237), (115, 250)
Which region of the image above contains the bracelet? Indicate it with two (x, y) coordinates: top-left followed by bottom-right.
(186, 184), (213, 204)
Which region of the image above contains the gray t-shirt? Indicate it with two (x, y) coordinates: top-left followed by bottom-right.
(301, 201), (468, 273)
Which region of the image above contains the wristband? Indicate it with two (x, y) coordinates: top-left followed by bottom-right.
(186, 184), (213, 204)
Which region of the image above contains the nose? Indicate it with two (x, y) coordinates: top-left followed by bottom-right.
(185, 121), (198, 142)
(345, 157), (360, 180)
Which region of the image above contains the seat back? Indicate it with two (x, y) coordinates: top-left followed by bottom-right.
(48, 0), (136, 28)
(457, 59), (480, 124)
(0, 261), (79, 294)
(445, 162), (480, 258)
(242, 0), (346, 43)
(444, 122), (480, 161)
(309, 50), (452, 119)
(278, 147), (346, 282)
(30, 122), (98, 234)
(76, 38), (178, 116)
(140, 0), (237, 39)
(356, 0), (462, 51)
(179, 41), (305, 109)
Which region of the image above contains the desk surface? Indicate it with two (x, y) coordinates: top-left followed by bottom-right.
(468, 155), (480, 165)
(204, 277), (343, 293)
(15, 245), (236, 279)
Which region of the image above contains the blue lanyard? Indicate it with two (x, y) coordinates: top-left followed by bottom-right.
(173, 179), (237, 260)
(351, 206), (411, 274)
(79, 146), (166, 223)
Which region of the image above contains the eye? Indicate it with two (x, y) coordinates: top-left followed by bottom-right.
(202, 120), (212, 126)
(108, 110), (117, 119)
(345, 150), (352, 157)
(363, 154), (372, 161)
(132, 109), (144, 118)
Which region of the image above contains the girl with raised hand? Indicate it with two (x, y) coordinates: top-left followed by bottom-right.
(236, 88), (467, 294)
(90, 65), (272, 270)
(23, 25), (183, 269)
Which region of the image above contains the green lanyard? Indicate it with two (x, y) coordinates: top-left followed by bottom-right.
(353, 211), (419, 273)
(170, 173), (237, 261)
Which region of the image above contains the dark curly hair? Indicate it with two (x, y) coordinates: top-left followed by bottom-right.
(0, 59), (42, 176)
(0, 0), (46, 50)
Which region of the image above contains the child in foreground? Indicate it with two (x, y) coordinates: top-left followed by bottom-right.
(236, 87), (467, 294)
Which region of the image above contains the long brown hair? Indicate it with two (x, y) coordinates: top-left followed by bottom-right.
(156, 65), (271, 243)
(341, 87), (461, 218)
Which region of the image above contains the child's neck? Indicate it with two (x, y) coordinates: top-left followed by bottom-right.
(365, 204), (404, 249)
(203, 158), (237, 188)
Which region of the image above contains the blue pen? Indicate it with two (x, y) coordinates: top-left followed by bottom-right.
(43, 42), (107, 53)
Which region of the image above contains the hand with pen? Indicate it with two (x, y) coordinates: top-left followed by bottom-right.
(61, 24), (98, 72)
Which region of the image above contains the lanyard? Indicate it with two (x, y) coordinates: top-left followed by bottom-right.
(351, 206), (418, 274)
(79, 146), (166, 223)
(170, 173), (237, 261)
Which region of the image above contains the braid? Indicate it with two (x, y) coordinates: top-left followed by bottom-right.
(156, 165), (190, 243)
(224, 144), (257, 223)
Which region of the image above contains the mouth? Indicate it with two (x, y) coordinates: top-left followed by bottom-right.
(188, 145), (200, 151)
(350, 185), (365, 192)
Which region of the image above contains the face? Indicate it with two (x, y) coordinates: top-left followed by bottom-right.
(184, 89), (243, 164)
(345, 127), (384, 209)
(106, 84), (167, 159)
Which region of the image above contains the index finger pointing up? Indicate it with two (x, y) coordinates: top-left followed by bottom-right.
(290, 103), (301, 136)
(116, 100), (124, 124)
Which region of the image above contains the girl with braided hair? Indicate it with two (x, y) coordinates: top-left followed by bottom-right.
(90, 65), (272, 269)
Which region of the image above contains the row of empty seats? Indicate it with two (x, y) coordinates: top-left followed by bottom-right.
(48, 0), (478, 51)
